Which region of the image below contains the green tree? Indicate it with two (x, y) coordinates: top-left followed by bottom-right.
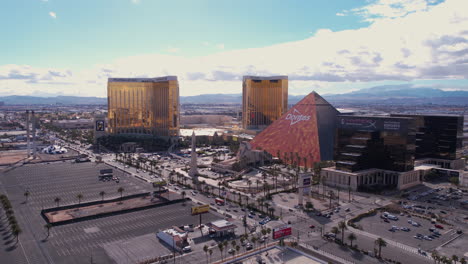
(209, 249), (213, 263)
(12, 224), (22, 243)
(347, 233), (357, 247)
(218, 243), (224, 260)
(76, 193), (83, 205)
(338, 221), (347, 243)
(431, 251), (440, 264)
(23, 190), (30, 203)
(374, 238), (387, 258)
(330, 226), (340, 239)
(117, 187), (124, 200)
(181, 191), (186, 204)
(452, 255), (459, 264)
(460, 257), (466, 264)
(54, 197), (61, 207)
(99, 191), (106, 202)
(44, 223), (52, 239)
(203, 245), (209, 263)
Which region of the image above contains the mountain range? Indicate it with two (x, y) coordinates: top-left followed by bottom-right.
(1, 85), (467, 105)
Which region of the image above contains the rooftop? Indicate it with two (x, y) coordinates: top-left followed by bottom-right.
(243, 75), (288, 81)
(108, 76), (177, 83)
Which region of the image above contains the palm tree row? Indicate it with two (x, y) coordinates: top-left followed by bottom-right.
(0, 194), (22, 243)
(52, 188), (126, 208)
(431, 251), (467, 264)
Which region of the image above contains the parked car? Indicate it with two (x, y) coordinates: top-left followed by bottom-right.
(435, 224), (444, 229)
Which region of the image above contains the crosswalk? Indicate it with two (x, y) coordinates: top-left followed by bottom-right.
(349, 226), (433, 260)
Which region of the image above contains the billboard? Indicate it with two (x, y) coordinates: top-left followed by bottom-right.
(338, 116), (408, 132)
(191, 204), (210, 215)
(272, 225), (292, 239)
(96, 120), (105, 131)
(301, 174), (312, 194)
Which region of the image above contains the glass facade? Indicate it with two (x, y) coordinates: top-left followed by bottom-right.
(242, 76), (288, 130)
(334, 116), (416, 172)
(107, 76), (180, 137)
(392, 114), (464, 160)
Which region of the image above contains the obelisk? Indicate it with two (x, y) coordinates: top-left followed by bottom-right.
(189, 131), (198, 181)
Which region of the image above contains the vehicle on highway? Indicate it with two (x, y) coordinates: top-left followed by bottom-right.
(215, 198), (225, 206)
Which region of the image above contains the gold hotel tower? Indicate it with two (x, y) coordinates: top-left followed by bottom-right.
(107, 76), (180, 137)
(242, 76), (288, 130)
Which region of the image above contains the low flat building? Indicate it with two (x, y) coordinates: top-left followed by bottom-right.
(52, 119), (94, 129)
(207, 219), (236, 237)
(322, 167), (421, 191)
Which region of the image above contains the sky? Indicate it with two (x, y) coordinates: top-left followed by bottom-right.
(1, 0), (468, 97)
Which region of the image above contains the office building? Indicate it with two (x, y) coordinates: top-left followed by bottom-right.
(334, 115), (416, 173)
(242, 76), (288, 130)
(249, 92), (339, 168)
(392, 114), (464, 169)
(323, 115), (421, 191)
(107, 76), (180, 137)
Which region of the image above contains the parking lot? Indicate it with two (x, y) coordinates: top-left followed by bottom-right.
(0, 162), (221, 264)
(355, 211), (459, 251)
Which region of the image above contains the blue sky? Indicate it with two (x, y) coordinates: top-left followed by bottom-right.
(1, 0), (468, 96)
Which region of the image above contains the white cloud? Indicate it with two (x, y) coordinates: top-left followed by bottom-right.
(336, 12), (346, 16)
(166, 46), (180, 53)
(216, 43), (225, 50)
(131, 0), (140, 4)
(1, 0), (468, 97)
(344, 0), (445, 22)
(49, 11), (56, 19)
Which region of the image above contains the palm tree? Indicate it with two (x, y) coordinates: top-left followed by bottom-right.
(76, 193), (83, 205)
(218, 243), (224, 260)
(209, 249), (213, 263)
(44, 223), (52, 239)
(431, 251), (440, 264)
(460, 258), (466, 264)
(375, 238), (387, 258)
(54, 197), (61, 207)
(268, 207), (275, 218)
(231, 240), (237, 248)
(347, 233), (357, 247)
(235, 245), (240, 256)
(328, 190), (334, 208)
(330, 226), (340, 239)
(12, 224), (22, 243)
(99, 191), (106, 202)
(338, 221), (347, 242)
(23, 190), (30, 203)
(117, 187), (124, 200)
(452, 255), (459, 264)
(251, 236), (258, 249)
(181, 191), (186, 205)
(203, 245), (209, 263)
(256, 179), (261, 192)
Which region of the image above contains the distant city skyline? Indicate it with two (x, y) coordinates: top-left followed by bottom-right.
(1, 0), (468, 97)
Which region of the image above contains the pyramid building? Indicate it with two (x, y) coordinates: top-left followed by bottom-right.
(249, 92), (339, 168)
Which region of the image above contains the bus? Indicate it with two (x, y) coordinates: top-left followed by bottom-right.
(215, 198), (225, 206)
